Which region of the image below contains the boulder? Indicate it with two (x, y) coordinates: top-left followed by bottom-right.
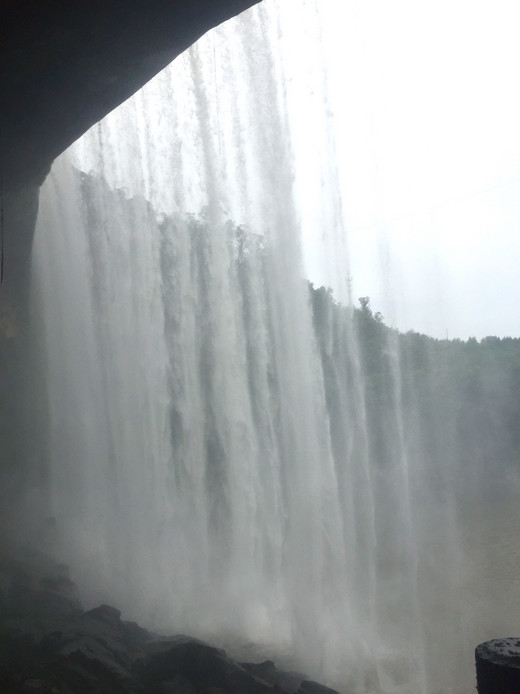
(475, 637), (520, 693)
(0, 550), (343, 694)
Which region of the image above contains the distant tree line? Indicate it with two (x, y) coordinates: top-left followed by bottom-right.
(309, 284), (520, 501)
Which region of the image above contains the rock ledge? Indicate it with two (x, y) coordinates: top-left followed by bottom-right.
(0, 550), (342, 694)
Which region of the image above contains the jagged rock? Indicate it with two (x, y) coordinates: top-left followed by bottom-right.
(0, 609), (343, 694)
(0, 549), (83, 632)
(0, 549), (343, 694)
(241, 660), (306, 693)
(137, 637), (280, 694)
(86, 604), (123, 626)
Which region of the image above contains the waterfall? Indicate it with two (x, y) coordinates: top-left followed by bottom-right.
(33, 1), (357, 685)
(28, 2), (520, 694)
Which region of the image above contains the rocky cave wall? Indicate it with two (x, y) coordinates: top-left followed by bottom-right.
(1, 0), (260, 296)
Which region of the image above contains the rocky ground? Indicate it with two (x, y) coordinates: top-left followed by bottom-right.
(0, 549), (341, 694)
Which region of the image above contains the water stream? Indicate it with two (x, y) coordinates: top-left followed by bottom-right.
(29, 2), (520, 693)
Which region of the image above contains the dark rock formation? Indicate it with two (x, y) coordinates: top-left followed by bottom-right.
(0, 549), (343, 694)
(0, 0), (260, 293)
(241, 660), (306, 693)
(1, 0), (260, 192)
(475, 638), (520, 693)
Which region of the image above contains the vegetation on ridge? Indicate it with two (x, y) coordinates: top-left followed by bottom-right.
(310, 284), (520, 501)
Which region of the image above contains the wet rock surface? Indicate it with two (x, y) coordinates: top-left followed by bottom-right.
(1, 0), (260, 193)
(0, 550), (342, 694)
(475, 638), (520, 693)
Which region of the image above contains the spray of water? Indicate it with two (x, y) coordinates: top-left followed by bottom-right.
(28, 2), (520, 693)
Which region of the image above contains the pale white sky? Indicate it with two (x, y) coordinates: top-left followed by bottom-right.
(280, 0), (520, 339)
(70, 0), (520, 339)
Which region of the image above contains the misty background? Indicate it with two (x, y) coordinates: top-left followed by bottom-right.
(280, 0), (520, 339)
(14, 2), (520, 694)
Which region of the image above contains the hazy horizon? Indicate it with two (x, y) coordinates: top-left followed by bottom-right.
(275, 0), (520, 340)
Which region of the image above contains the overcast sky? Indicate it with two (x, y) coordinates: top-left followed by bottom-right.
(70, 0), (520, 339)
(279, 0), (520, 339)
